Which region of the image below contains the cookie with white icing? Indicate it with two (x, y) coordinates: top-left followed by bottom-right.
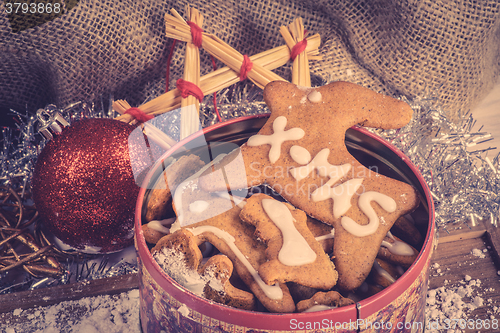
(306, 216), (335, 254)
(239, 193), (338, 290)
(296, 291), (354, 313)
(391, 215), (424, 247)
(146, 154), (205, 222)
(200, 254), (257, 310)
(168, 179), (296, 313)
(368, 258), (403, 289)
(198, 81), (419, 291)
(377, 232), (418, 268)
(152, 229), (256, 310)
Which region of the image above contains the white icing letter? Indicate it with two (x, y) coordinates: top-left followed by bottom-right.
(262, 199), (316, 266)
(341, 191), (397, 237)
(247, 116), (305, 164)
(290, 148), (351, 184)
(312, 178), (363, 218)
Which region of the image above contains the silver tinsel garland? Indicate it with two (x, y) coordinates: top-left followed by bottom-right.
(369, 96), (499, 230)
(1, 83), (498, 292)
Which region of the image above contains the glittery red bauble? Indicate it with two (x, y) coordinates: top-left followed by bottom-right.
(32, 118), (150, 253)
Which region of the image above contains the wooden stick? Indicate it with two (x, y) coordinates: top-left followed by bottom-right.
(0, 245), (52, 273)
(113, 100), (176, 150)
(0, 273), (139, 313)
(280, 18), (311, 87)
(179, 6), (203, 139)
(113, 34), (321, 123)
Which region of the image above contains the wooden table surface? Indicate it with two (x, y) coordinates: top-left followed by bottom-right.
(429, 219), (500, 331)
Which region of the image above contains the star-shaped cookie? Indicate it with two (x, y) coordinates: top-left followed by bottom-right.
(198, 81), (420, 291)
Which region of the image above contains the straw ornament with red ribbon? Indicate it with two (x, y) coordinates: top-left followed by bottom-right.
(239, 54), (254, 81)
(112, 11), (321, 148)
(290, 37), (308, 61)
(172, 7), (204, 139)
(112, 28), (320, 124)
(124, 107), (154, 123)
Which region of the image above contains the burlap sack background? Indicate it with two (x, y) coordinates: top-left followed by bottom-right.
(1, 0), (499, 126)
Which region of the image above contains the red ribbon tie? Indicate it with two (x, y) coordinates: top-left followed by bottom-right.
(186, 21), (203, 48)
(290, 39), (308, 61)
(176, 78), (204, 102)
(124, 107), (154, 123)
(239, 54), (253, 81)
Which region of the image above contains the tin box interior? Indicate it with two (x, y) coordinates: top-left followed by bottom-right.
(135, 115), (434, 330)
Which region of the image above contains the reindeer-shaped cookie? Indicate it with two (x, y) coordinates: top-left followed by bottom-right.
(199, 81), (419, 290)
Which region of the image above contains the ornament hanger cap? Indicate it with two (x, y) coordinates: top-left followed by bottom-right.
(36, 105), (70, 140)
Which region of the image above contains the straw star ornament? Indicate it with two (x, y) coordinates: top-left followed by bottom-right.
(112, 9), (321, 146)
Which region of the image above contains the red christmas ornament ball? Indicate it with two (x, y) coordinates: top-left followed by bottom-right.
(32, 118), (150, 253)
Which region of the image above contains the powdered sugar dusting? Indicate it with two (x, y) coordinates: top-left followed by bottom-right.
(153, 246), (225, 297)
(3, 289), (140, 332)
(471, 248), (486, 259)
(426, 275), (499, 331)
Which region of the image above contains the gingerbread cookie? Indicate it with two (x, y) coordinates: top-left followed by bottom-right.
(239, 193), (338, 290)
(152, 229), (255, 310)
(287, 282), (320, 303)
(141, 218), (175, 244)
(306, 216), (335, 254)
(198, 81), (419, 291)
(377, 232), (418, 267)
(199, 254), (256, 310)
(368, 258), (403, 288)
(391, 215), (424, 247)
(296, 291), (354, 313)
(146, 154), (205, 222)
(350, 282), (384, 301)
(168, 180), (296, 313)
